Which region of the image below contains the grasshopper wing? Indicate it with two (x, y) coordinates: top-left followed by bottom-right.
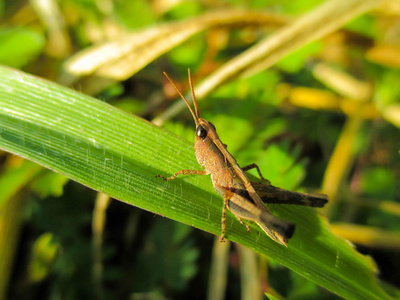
(251, 181), (328, 208)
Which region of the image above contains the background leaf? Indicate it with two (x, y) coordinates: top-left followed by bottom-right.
(0, 28), (45, 68)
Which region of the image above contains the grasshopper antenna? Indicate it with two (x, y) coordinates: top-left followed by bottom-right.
(163, 70), (199, 127)
(187, 69), (201, 119)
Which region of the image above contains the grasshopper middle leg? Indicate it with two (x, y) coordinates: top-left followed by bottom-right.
(242, 163), (270, 183)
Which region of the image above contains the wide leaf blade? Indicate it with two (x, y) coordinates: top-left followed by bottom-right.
(0, 66), (393, 299)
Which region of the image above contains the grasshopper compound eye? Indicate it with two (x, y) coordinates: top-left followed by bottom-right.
(196, 125), (207, 139)
(209, 122), (216, 132)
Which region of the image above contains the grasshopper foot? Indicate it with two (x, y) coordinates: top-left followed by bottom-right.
(235, 216), (251, 232)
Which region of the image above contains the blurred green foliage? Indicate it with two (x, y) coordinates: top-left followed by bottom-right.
(0, 28), (44, 68)
(0, 0), (399, 299)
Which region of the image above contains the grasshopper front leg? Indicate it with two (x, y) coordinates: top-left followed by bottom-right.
(156, 169), (207, 181)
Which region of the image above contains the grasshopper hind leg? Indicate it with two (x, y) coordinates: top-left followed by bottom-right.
(232, 210), (251, 232)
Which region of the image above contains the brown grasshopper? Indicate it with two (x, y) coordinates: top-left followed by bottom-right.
(157, 70), (328, 246)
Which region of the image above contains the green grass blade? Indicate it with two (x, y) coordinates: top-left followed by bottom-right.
(0, 66), (394, 299)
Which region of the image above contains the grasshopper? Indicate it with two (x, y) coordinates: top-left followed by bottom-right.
(157, 70), (328, 246)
